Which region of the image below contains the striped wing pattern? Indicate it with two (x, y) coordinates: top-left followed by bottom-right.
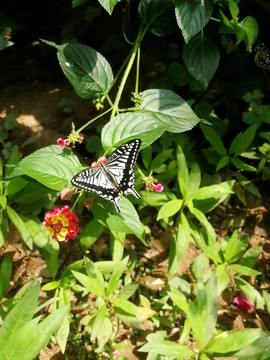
(71, 139), (141, 212)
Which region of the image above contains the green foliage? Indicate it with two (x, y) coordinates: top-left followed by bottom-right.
(0, 0), (268, 358)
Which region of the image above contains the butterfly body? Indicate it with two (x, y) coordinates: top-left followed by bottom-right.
(71, 139), (141, 212)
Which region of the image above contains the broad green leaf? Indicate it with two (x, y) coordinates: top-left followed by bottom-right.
(18, 307), (67, 360)
(0, 281), (40, 348)
(91, 197), (144, 242)
(5, 177), (28, 196)
(200, 124), (227, 156)
(42, 238), (60, 278)
(203, 272), (218, 346)
(138, 0), (176, 37)
(117, 282), (139, 300)
(206, 329), (265, 353)
(101, 112), (165, 150)
(17, 145), (81, 191)
(236, 335), (270, 359)
(80, 218), (104, 251)
(183, 35), (220, 89)
(98, 0), (121, 15)
(55, 42), (113, 98)
(139, 339), (194, 357)
(139, 89), (200, 133)
(229, 124), (257, 156)
(157, 199), (182, 220)
(175, 0), (213, 43)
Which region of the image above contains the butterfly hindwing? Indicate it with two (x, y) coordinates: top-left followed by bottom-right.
(71, 139), (141, 212)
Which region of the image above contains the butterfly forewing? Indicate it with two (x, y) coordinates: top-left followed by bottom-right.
(71, 139), (141, 212)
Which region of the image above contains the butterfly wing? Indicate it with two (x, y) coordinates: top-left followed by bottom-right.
(71, 139), (141, 212)
(71, 166), (122, 212)
(105, 139), (141, 198)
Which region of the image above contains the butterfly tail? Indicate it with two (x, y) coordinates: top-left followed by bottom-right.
(124, 187), (140, 199)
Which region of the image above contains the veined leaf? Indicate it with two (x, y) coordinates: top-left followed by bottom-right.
(17, 145), (81, 191)
(183, 35), (220, 89)
(98, 0), (121, 15)
(139, 89), (200, 133)
(175, 0), (213, 43)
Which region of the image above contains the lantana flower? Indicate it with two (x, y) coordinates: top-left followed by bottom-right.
(233, 293), (253, 312)
(138, 174), (164, 192)
(43, 205), (79, 242)
(91, 156), (107, 168)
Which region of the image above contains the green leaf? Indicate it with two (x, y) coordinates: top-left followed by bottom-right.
(17, 145), (81, 191)
(236, 335), (270, 359)
(225, 231), (249, 263)
(157, 199), (182, 220)
(111, 298), (140, 317)
(0, 255), (12, 299)
(138, 0), (176, 37)
(91, 197), (144, 242)
(240, 245), (262, 268)
(190, 181), (234, 201)
(188, 206), (216, 244)
(139, 338), (194, 357)
(177, 144), (189, 198)
(168, 213), (190, 278)
(140, 190), (176, 207)
(188, 163), (201, 195)
(139, 89), (200, 133)
(97, 316), (112, 348)
(175, 0), (213, 43)
(230, 264), (260, 276)
(236, 16), (258, 51)
(168, 286), (189, 314)
(6, 206), (33, 249)
(183, 35), (220, 89)
(231, 157), (257, 172)
(106, 257), (128, 297)
(151, 148), (173, 170)
(101, 112), (165, 150)
(55, 43), (113, 98)
(216, 264), (229, 295)
(205, 329), (265, 354)
(80, 218), (104, 251)
(229, 124), (257, 156)
(72, 259), (105, 297)
(0, 281), (40, 349)
(98, 0), (121, 15)
(91, 304), (107, 342)
(216, 155), (229, 171)
(200, 124), (227, 156)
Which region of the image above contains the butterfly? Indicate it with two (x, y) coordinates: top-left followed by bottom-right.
(254, 41), (270, 71)
(71, 139), (141, 212)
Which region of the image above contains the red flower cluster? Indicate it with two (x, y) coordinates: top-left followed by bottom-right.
(43, 206), (79, 242)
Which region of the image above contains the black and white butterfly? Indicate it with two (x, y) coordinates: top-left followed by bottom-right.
(71, 139), (141, 212)
(254, 41), (270, 71)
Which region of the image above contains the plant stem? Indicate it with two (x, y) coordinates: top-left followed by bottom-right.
(76, 107), (113, 134)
